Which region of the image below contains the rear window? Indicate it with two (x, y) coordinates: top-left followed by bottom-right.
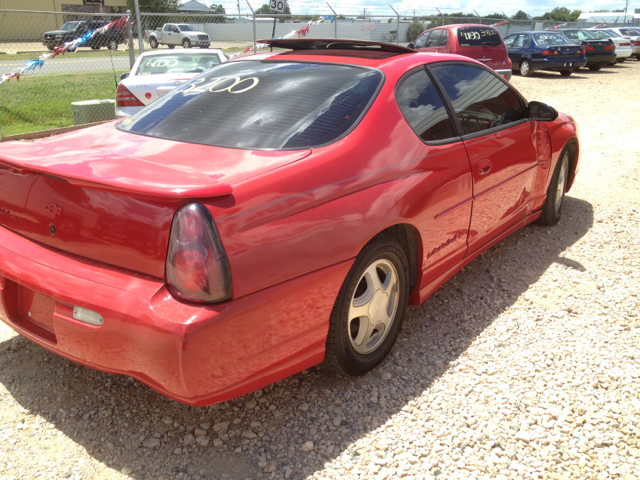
(457, 27), (502, 47)
(118, 61), (383, 150)
(533, 33), (572, 46)
(620, 28), (640, 36)
(135, 53), (221, 75)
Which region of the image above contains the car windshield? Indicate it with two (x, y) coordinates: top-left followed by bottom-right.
(562, 30), (597, 41)
(135, 53), (221, 75)
(533, 33), (572, 45)
(620, 28), (640, 36)
(118, 61), (383, 150)
(590, 30), (620, 38)
(177, 25), (196, 32)
(60, 22), (81, 31)
(457, 27), (502, 46)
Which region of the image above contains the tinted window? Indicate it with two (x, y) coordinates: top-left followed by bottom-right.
(434, 30), (448, 47)
(395, 69), (456, 142)
(457, 27), (502, 47)
(118, 61), (383, 150)
(620, 28), (640, 35)
(533, 33), (572, 45)
(425, 30), (442, 47)
(414, 32), (430, 48)
(431, 64), (525, 136)
(504, 35), (516, 48)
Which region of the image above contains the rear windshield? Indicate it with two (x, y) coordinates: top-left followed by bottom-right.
(135, 53), (221, 75)
(117, 61), (383, 150)
(562, 30), (597, 41)
(533, 33), (572, 45)
(589, 30), (620, 38)
(457, 27), (502, 46)
(620, 28), (640, 36)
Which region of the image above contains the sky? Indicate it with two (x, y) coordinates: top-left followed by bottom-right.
(198, 0), (636, 18)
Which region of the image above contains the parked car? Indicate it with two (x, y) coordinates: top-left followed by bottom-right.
(408, 24), (512, 80)
(598, 27), (640, 59)
(42, 20), (126, 51)
(116, 49), (226, 117)
(585, 28), (633, 63)
(0, 39), (579, 405)
(148, 23), (210, 49)
(504, 31), (587, 77)
(554, 28), (616, 71)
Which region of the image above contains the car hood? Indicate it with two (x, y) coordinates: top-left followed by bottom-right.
(0, 121), (312, 201)
(43, 29), (75, 35)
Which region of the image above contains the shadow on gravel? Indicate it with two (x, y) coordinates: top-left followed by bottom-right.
(0, 196), (593, 480)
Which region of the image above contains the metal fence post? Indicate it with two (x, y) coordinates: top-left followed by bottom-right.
(326, 2), (337, 39)
(133, 0), (144, 53)
(127, 10), (135, 69)
(246, 0), (256, 54)
(389, 5), (400, 44)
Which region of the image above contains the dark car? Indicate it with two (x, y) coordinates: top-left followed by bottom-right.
(42, 20), (126, 51)
(553, 28), (616, 71)
(503, 31), (587, 77)
(408, 24), (512, 80)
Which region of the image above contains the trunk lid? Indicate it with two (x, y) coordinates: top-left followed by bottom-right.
(0, 122), (311, 279)
(123, 73), (197, 106)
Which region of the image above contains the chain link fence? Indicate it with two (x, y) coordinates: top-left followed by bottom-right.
(0, 5), (627, 138)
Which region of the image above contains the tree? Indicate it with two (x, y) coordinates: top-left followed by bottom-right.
(209, 4), (226, 23)
(126, 0), (178, 14)
(407, 19), (424, 42)
(486, 12), (508, 19)
(512, 10), (531, 20)
(539, 7), (582, 22)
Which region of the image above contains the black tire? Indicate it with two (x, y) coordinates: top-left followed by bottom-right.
(519, 59), (533, 77)
(149, 37), (158, 49)
(588, 64), (601, 71)
(182, 38), (191, 49)
(324, 234), (410, 376)
(636, 55), (640, 61)
(108, 40), (118, 51)
(537, 148), (571, 226)
(615, 58), (626, 63)
(91, 46), (100, 50)
(168, 44), (175, 49)
(560, 70), (572, 77)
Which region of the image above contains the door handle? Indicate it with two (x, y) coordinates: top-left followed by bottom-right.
(478, 160), (492, 175)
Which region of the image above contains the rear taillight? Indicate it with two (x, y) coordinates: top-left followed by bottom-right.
(621, 42), (630, 46)
(508, 57), (512, 68)
(541, 49), (559, 56)
(604, 45), (615, 50)
(166, 203), (232, 303)
(577, 47), (585, 55)
(116, 82), (144, 108)
(633, 40), (640, 46)
(584, 45), (595, 51)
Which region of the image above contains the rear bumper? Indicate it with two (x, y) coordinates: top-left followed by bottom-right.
(0, 226), (350, 405)
(531, 57), (587, 70)
(495, 68), (512, 81)
(615, 47), (632, 59)
(115, 106), (144, 118)
(586, 53), (617, 65)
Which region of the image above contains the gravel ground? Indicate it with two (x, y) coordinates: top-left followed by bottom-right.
(1, 60), (639, 480)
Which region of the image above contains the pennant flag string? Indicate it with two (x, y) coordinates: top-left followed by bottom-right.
(491, 20), (509, 26)
(0, 15), (130, 86)
(229, 18), (327, 59)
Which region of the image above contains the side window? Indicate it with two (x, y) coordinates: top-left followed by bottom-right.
(512, 35), (525, 48)
(504, 35), (516, 48)
(426, 30), (442, 47)
(163, 24), (171, 32)
(435, 30), (448, 47)
(414, 32), (430, 49)
(522, 35), (530, 48)
(395, 69), (457, 142)
(430, 64), (525, 136)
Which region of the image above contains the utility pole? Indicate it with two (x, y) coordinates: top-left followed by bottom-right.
(624, 0), (629, 23)
(237, 0), (240, 16)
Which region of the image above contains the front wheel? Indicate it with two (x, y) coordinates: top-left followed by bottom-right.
(537, 149), (570, 226)
(149, 37), (158, 49)
(519, 59), (532, 77)
(324, 235), (410, 376)
(182, 38), (191, 49)
(168, 44), (175, 49)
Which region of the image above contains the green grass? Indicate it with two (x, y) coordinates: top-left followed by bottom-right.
(0, 69), (126, 137)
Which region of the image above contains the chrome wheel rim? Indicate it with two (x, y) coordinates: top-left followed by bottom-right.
(521, 61), (530, 75)
(555, 153), (569, 214)
(348, 259), (399, 355)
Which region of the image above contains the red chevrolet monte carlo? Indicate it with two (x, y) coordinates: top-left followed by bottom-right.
(0, 39), (579, 405)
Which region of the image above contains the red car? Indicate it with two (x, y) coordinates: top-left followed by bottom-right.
(0, 39), (579, 406)
(409, 24), (513, 80)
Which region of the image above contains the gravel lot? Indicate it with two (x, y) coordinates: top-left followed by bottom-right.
(1, 60), (639, 480)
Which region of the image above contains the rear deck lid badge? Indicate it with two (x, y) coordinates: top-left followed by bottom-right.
(45, 203), (62, 216)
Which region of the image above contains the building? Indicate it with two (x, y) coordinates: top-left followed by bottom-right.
(577, 11), (640, 27)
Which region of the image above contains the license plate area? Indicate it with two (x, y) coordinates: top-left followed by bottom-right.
(2, 280), (57, 344)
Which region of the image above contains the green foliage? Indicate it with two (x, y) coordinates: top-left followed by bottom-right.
(539, 7), (582, 22)
(512, 10), (531, 20)
(209, 4), (226, 23)
(407, 19), (425, 42)
(125, 0), (178, 14)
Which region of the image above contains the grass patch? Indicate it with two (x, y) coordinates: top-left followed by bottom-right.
(0, 69), (125, 136)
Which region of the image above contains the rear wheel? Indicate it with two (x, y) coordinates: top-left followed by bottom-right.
(560, 70), (572, 77)
(108, 40), (118, 51)
(615, 58), (626, 63)
(588, 64), (602, 71)
(324, 235), (409, 376)
(91, 46), (100, 50)
(182, 38), (191, 49)
(168, 44), (175, 49)
(519, 59), (532, 77)
(149, 37), (158, 49)
(537, 148), (570, 226)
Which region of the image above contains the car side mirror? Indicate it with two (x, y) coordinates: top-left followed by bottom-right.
(120, 72), (130, 80)
(407, 42), (415, 49)
(528, 101), (558, 122)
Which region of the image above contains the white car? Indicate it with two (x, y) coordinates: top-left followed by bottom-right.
(585, 28), (633, 63)
(595, 27), (640, 58)
(116, 49), (226, 118)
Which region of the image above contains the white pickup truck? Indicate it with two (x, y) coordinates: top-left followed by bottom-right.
(147, 24), (210, 49)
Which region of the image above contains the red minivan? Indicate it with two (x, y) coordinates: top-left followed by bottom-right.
(408, 24), (512, 80)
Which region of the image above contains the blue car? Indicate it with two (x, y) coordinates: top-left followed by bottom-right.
(504, 31), (588, 77)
